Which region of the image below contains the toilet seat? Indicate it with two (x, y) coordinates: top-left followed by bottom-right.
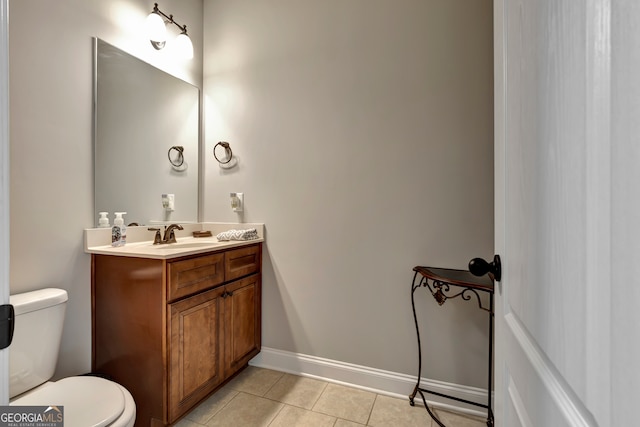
(11, 376), (132, 427)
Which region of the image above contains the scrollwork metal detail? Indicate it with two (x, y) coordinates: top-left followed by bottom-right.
(416, 276), (491, 312)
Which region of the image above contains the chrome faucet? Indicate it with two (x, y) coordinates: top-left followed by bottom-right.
(148, 224), (184, 244)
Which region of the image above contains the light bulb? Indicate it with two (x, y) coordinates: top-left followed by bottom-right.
(146, 12), (166, 49)
(175, 32), (194, 59)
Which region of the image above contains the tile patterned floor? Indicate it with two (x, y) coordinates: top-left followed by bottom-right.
(174, 366), (487, 427)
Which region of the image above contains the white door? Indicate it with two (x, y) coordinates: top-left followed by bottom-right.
(494, 0), (640, 426)
(0, 0), (9, 405)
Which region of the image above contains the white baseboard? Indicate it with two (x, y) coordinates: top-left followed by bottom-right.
(250, 347), (491, 418)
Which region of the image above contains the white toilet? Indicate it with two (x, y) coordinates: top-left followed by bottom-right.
(9, 288), (136, 427)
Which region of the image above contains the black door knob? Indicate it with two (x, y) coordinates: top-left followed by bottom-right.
(468, 255), (502, 281)
(0, 304), (14, 350)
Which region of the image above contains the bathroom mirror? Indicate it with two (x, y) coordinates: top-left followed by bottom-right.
(94, 38), (199, 227)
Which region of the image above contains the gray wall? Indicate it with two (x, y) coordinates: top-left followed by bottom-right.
(9, 0), (493, 390)
(8, 0), (203, 378)
(202, 0), (494, 387)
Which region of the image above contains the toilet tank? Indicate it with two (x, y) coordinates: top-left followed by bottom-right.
(9, 288), (68, 398)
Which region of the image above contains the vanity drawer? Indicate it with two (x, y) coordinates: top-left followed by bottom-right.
(225, 245), (261, 282)
(168, 253), (225, 301)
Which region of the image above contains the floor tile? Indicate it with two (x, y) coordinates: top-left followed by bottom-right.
(368, 395), (434, 427)
(173, 367), (487, 427)
(312, 383), (376, 424)
(225, 366), (284, 396)
(173, 418), (205, 427)
(184, 387), (239, 424)
(265, 373), (328, 409)
(334, 419), (365, 427)
(205, 392), (283, 427)
(268, 405), (336, 427)
(432, 408), (487, 427)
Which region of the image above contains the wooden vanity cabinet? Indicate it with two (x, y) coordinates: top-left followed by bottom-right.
(168, 272), (261, 421)
(92, 243), (262, 427)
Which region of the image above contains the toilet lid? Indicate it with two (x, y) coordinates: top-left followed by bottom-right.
(11, 376), (125, 427)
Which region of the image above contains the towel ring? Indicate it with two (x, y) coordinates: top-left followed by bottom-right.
(213, 141), (233, 164)
(168, 146), (184, 167)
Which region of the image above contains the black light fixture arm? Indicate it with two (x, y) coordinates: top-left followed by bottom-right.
(152, 3), (188, 34)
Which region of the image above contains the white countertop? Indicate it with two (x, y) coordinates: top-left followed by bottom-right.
(85, 222), (264, 260)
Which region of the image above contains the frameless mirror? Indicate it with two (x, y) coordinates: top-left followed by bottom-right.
(94, 38), (199, 227)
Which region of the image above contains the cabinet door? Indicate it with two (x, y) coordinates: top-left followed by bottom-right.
(224, 274), (262, 374)
(169, 287), (224, 422)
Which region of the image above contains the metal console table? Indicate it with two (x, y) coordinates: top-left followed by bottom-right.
(409, 265), (495, 427)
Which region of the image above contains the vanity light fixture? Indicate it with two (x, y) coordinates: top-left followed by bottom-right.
(146, 3), (194, 59)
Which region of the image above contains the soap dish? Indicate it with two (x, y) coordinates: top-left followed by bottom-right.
(193, 230), (213, 238)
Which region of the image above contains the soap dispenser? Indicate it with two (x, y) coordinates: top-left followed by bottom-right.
(111, 212), (127, 247)
(98, 212), (110, 228)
